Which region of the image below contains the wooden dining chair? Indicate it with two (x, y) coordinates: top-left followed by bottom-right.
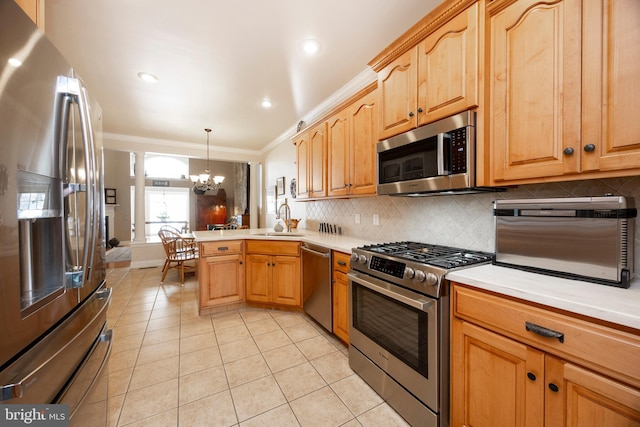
(158, 228), (198, 285)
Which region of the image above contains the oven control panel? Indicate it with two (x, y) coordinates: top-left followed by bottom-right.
(369, 256), (406, 279)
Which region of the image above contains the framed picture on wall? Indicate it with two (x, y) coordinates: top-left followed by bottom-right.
(276, 177), (285, 197)
(105, 188), (117, 204)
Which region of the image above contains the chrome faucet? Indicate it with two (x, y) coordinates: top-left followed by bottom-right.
(277, 198), (291, 232)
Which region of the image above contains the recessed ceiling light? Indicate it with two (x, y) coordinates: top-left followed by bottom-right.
(137, 72), (158, 83)
(261, 99), (272, 108)
(8, 58), (22, 67)
(301, 39), (321, 55)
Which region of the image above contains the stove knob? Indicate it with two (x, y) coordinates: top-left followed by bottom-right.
(358, 254), (368, 264)
(426, 272), (438, 286)
(414, 270), (426, 282)
(404, 267), (415, 279)
(350, 253), (359, 264)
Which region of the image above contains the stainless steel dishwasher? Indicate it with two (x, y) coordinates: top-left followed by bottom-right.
(301, 243), (332, 331)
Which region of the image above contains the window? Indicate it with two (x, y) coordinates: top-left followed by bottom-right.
(130, 153), (189, 179)
(131, 186), (190, 239)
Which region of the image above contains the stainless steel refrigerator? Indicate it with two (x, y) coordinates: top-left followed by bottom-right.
(0, 1), (112, 425)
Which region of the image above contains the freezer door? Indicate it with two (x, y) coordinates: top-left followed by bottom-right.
(0, 284), (111, 404)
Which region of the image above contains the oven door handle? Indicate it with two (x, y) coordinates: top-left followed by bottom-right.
(348, 272), (434, 312)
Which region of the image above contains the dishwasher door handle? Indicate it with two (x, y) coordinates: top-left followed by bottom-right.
(301, 246), (331, 258)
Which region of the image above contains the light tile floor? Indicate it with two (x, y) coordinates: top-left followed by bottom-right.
(106, 266), (410, 427)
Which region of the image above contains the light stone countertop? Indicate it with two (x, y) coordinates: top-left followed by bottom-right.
(193, 228), (640, 331)
(447, 264), (640, 331)
(192, 228), (377, 254)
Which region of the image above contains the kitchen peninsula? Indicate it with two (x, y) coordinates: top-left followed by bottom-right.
(192, 229), (373, 317)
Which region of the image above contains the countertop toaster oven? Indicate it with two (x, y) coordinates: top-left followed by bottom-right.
(494, 196), (637, 288)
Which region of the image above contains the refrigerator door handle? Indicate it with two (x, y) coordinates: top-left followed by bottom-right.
(74, 79), (93, 285)
(80, 85), (98, 282)
(56, 77), (85, 288)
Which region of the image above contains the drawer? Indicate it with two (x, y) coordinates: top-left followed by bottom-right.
(452, 283), (640, 388)
(333, 251), (351, 273)
(246, 240), (300, 256)
(200, 240), (243, 257)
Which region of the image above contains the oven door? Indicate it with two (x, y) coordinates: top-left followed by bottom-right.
(348, 271), (439, 411)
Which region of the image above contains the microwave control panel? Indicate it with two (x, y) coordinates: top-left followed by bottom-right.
(450, 127), (467, 174)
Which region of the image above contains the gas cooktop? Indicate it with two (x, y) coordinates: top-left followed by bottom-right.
(359, 241), (494, 269)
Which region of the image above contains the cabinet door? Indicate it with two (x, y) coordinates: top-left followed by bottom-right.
(451, 318), (545, 427)
(294, 132), (309, 198)
(582, 0), (640, 173)
(309, 123), (327, 198)
(200, 254), (244, 307)
(327, 111), (350, 197)
(378, 47), (418, 139)
(488, 0), (582, 182)
(271, 255), (301, 307)
(245, 254), (270, 303)
(332, 269), (349, 343)
(545, 356), (640, 426)
(418, 2), (478, 125)
(349, 89), (378, 196)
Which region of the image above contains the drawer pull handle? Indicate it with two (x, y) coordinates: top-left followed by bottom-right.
(217, 247), (229, 251)
(525, 322), (564, 343)
(337, 261), (347, 266)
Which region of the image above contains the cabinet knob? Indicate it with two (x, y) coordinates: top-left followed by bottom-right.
(563, 147), (574, 155)
(548, 383), (559, 393)
(239, 261), (243, 265)
(408, 111), (415, 117)
(527, 372), (537, 381)
(583, 144), (596, 152)
(417, 107), (423, 113)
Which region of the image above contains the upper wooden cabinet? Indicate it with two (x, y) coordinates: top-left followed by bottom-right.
(294, 84), (377, 200)
(488, 0), (640, 184)
(309, 123), (328, 198)
(15, 0), (43, 30)
(377, 2), (479, 140)
(328, 85), (378, 197)
(293, 132), (309, 199)
(294, 122), (327, 199)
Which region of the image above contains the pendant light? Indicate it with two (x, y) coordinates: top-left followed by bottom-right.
(190, 128), (224, 195)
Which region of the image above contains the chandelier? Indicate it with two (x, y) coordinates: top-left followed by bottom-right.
(190, 128), (225, 195)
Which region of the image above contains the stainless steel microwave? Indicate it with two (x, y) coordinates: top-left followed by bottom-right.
(377, 110), (490, 196)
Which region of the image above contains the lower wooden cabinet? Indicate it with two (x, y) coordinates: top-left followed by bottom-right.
(451, 283), (640, 427)
(245, 240), (301, 307)
(332, 251), (350, 343)
(198, 240), (244, 312)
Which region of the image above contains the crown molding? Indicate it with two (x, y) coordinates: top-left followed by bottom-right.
(260, 67), (377, 154)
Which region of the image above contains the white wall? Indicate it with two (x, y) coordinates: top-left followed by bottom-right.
(261, 140), (306, 230)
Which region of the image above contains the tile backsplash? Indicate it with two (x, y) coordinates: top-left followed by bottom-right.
(303, 176), (640, 277)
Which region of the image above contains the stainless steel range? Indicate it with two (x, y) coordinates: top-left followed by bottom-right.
(348, 242), (493, 427)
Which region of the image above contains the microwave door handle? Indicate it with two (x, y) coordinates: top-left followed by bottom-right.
(437, 133), (445, 175)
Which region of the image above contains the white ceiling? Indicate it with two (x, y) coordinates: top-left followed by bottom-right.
(43, 0), (440, 160)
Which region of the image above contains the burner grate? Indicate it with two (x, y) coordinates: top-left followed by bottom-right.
(363, 241), (493, 268)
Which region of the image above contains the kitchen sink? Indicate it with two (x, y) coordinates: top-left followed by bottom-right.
(251, 232), (305, 238)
